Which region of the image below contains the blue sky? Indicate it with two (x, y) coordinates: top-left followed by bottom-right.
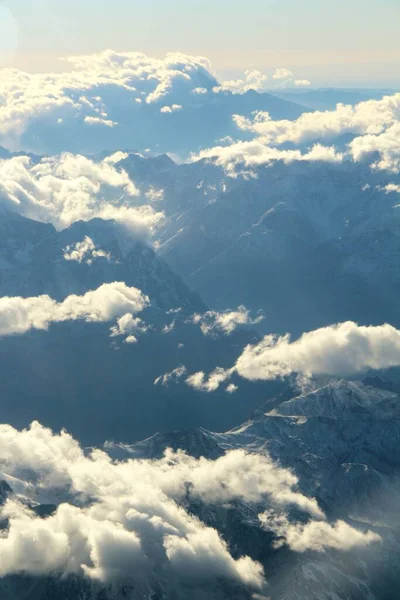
(2, 0), (400, 87)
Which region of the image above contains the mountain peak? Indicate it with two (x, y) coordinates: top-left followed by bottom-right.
(271, 379), (400, 420)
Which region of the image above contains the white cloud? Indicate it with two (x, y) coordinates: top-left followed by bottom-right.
(233, 94), (400, 146)
(0, 153), (163, 237)
(109, 312), (148, 344)
(84, 115), (117, 127)
(191, 306), (264, 336)
(273, 68), (293, 81)
(215, 70), (268, 94)
(349, 122), (400, 172)
(383, 183), (400, 194)
(226, 384), (238, 394)
(183, 321), (400, 391)
(259, 511), (380, 553)
(235, 321), (400, 382)
(155, 365), (187, 386)
(187, 90), (400, 174)
(193, 140), (343, 176)
(294, 79), (311, 87)
(0, 50), (216, 150)
(186, 367), (235, 392)
(63, 236), (111, 265)
(162, 320), (176, 334)
(0, 282), (149, 337)
(0, 421), (378, 587)
(145, 186), (164, 202)
(160, 104), (182, 113)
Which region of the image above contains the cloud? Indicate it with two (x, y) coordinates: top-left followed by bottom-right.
(226, 384), (239, 394)
(63, 236), (111, 265)
(193, 140), (343, 176)
(84, 115), (117, 127)
(349, 122), (400, 172)
(0, 152), (163, 237)
(235, 321), (400, 381)
(183, 321), (400, 391)
(186, 367), (235, 392)
(155, 365), (187, 387)
(232, 93), (400, 147)
(0, 421), (378, 588)
(215, 70), (268, 94)
(273, 68), (293, 81)
(191, 306), (264, 337)
(0, 50), (217, 152)
(215, 67), (310, 94)
(145, 186), (164, 202)
(109, 312), (149, 344)
(294, 79), (311, 87)
(383, 183), (400, 194)
(272, 69), (310, 88)
(259, 511), (380, 553)
(0, 282), (149, 337)
(187, 90), (400, 174)
(164, 528), (264, 587)
(160, 104), (182, 113)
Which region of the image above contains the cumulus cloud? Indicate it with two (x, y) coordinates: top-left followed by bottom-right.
(183, 321), (400, 392)
(0, 50), (216, 151)
(63, 236), (111, 265)
(272, 69), (310, 88)
(109, 312), (149, 344)
(235, 321), (400, 381)
(349, 122), (400, 172)
(0, 282), (149, 337)
(233, 94), (400, 145)
(0, 421), (378, 588)
(294, 79), (311, 87)
(259, 511), (380, 553)
(191, 306), (263, 336)
(160, 104), (182, 113)
(186, 367), (235, 392)
(193, 140), (343, 176)
(273, 68), (293, 81)
(186, 90), (400, 174)
(383, 183), (400, 194)
(84, 115), (117, 127)
(155, 365), (187, 387)
(0, 152), (163, 237)
(215, 70), (268, 94)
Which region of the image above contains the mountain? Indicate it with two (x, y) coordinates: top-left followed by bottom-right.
(138, 158), (400, 335)
(271, 88), (398, 111)
(0, 211), (281, 444)
(2, 378), (399, 600)
(20, 89), (308, 157)
(109, 378), (400, 600)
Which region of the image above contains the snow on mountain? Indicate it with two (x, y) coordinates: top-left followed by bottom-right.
(107, 378), (400, 600)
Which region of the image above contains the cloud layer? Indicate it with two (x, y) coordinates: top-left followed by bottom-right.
(0, 51), (216, 152)
(0, 422), (379, 589)
(193, 92), (400, 175)
(0, 152), (163, 237)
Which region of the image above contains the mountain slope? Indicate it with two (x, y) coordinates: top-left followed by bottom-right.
(0, 212), (280, 444)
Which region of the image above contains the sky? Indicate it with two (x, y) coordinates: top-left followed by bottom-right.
(1, 0), (400, 88)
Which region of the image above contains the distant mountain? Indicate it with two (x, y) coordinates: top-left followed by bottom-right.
(109, 378), (400, 600)
(19, 89), (308, 157)
(138, 158), (400, 335)
(4, 378), (399, 600)
(0, 211), (280, 444)
(271, 88), (397, 111)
